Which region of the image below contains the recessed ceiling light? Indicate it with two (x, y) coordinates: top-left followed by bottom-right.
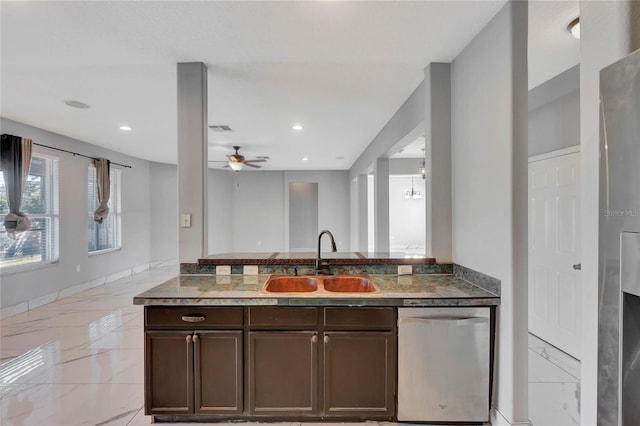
(119, 125), (132, 131)
(302, 157), (309, 161)
(292, 124), (303, 131)
(65, 100), (90, 109)
(568, 17), (580, 39)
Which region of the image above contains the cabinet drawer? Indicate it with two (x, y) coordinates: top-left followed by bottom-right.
(145, 307), (243, 328)
(324, 307), (395, 330)
(248, 307), (319, 328)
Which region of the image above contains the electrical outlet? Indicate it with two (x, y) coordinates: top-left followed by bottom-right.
(398, 265), (413, 275)
(180, 213), (191, 228)
(244, 265), (259, 275)
(216, 265), (231, 275)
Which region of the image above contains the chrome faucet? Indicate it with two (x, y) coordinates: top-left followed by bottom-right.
(316, 230), (337, 275)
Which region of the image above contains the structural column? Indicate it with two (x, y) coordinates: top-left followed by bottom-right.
(374, 158), (390, 252)
(177, 62), (208, 263)
(424, 63), (452, 262)
(356, 174), (369, 252)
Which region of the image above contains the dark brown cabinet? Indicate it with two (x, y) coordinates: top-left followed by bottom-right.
(144, 308), (243, 417)
(194, 331), (243, 414)
(144, 306), (396, 421)
(145, 331), (194, 414)
(248, 331), (319, 415)
(246, 306), (395, 420)
(323, 331), (395, 418)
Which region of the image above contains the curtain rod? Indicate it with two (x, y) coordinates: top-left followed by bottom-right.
(33, 142), (132, 169)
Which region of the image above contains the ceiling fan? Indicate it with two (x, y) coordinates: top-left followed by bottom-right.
(209, 146), (268, 171)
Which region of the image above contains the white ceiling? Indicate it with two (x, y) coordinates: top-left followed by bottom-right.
(1, 1), (578, 170)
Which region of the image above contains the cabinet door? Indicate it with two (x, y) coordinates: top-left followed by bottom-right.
(145, 331), (194, 415)
(248, 331), (319, 415)
(194, 331), (243, 414)
(323, 331), (395, 418)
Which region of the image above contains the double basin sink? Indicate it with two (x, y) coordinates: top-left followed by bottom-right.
(263, 275), (379, 294)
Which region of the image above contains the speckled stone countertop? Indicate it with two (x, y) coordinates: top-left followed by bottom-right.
(133, 274), (499, 307)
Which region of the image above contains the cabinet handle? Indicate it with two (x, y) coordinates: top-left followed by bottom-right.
(193, 334), (199, 343)
(324, 335), (330, 344)
(311, 334), (318, 343)
(186, 335), (192, 343)
(181, 314), (206, 323)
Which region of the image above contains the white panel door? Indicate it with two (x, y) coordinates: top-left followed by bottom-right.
(528, 151), (581, 359)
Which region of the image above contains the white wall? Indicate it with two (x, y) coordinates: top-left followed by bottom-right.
(389, 175), (425, 254)
(208, 169), (233, 254)
(229, 171), (284, 252)
(451, 1), (528, 423)
(149, 162), (178, 264)
(529, 65), (580, 157)
(579, 1), (640, 424)
(207, 169), (350, 254)
(284, 170), (350, 252)
(0, 118), (162, 309)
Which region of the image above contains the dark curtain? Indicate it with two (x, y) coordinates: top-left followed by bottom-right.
(93, 158), (111, 223)
(1, 134), (33, 236)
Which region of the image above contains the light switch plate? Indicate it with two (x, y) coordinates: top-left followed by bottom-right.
(216, 265), (231, 275)
(180, 213), (191, 228)
(398, 265), (413, 275)
(244, 265), (259, 275)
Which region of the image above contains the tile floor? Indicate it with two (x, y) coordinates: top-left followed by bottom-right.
(1, 266), (580, 425)
(528, 334), (581, 426)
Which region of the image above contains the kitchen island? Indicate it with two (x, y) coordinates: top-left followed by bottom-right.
(134, 273), (498, 423)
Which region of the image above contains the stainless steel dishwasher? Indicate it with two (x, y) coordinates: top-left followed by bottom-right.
(397, 307), (490, 423)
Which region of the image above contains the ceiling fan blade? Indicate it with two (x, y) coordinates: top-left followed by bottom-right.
(244, 159), (267, 164)
(243, 163), (262, 168)
(223, 164), (230, 168)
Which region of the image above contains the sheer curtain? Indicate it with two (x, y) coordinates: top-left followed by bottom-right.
(0, 134), (33, 236)
(93, 158), (111, 223)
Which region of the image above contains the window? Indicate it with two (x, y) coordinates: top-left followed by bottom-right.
(0, 154), (59, 271)
(88, 166), (121, 253)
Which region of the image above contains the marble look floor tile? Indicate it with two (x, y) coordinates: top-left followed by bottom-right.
(529, 349), (579, 383)
(0, 347), (143, 385)
(1, 325), (27, 338)
(4, 309), (137, 330)
(529, 382), (580, 426)
(528, 333), (553, 349)
(0, 326), (108, 352)
(121, 312), (144, 330)
(531, 345), (581, 380)
(83, 326), (144, 350)
(37, 296), (139, 313)
(1, 382), (142, 426)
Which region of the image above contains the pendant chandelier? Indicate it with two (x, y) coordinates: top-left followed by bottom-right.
(404, 177), (422, 200)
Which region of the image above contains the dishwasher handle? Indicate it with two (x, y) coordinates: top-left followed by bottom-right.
(398, 316), (488, 327)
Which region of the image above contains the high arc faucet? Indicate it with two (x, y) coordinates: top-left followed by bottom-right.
(316, 230), (337, 275)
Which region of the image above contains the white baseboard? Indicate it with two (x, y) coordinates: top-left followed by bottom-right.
(0, 261), (173, 319)
(491, 406), (532, 426)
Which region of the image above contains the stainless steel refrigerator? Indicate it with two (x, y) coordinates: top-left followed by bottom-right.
(599, 47), (640, 426)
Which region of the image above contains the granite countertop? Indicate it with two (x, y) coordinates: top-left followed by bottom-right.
(133, 274), (499, 307)
(197, 252), (436, 265)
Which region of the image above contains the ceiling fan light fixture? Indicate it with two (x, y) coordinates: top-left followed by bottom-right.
(229, 161), (244, 171)
(568, 17), (580, 39)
